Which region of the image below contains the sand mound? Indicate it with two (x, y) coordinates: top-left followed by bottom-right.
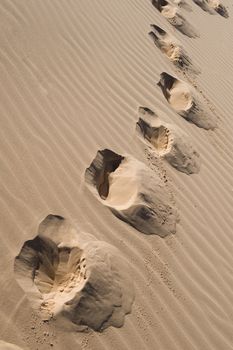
(151, 0), (198, 37)
(158, 72), (217, 129)
(14, 215), (134, 331)
(149, 25), (197, 72)
(0, 342), (23, 350)
(137, 107), (201, 174)
(85, 149), (178, 236)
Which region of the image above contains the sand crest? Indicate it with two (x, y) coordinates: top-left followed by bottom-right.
(85, 149), (178, 236)
(137, 107), (201, 174)
(14, 215), (134, 331)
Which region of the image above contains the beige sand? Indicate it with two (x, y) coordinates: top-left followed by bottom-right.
(0, 0), (233, 349)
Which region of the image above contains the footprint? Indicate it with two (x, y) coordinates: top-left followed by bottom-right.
(149, 25), (199, 73)
(85, 149), (178, 236)
(192, 0), (228, 16)
(136, 107), (201, 174)
(192, 0), (216, 13)
(14, 215), (134, 331)
(151, 0), (199, 37)
(206, 0), (229, 17)
(157, 72), (217, 129)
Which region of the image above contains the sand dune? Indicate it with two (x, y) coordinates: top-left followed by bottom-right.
(0, 0), (233, 349)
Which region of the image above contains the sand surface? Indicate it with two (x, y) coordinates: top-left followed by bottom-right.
(0, 0), (233, 349)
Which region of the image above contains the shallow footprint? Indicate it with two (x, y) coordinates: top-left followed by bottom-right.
(157, 72), (217, 130)
(149, 24), (199, 73)
(14, 215), (134, 331)
(151, 0), (199, 37)
(85, 149), (178, 236)
(136, 107), (201, 175)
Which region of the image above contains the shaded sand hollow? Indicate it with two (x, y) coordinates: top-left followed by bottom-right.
(0, 0), (233, 350)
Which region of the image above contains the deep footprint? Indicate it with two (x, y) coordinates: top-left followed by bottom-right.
(85, 149), (178, 236)
(149, 24), (199, 73)
(136, 107), (201, 174)
(151, 0), (199, 37)
(14, 215), (134, 331)
(157, 72), (217, 129)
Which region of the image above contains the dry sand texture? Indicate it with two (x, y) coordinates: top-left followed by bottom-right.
(0, 0), (233, 349)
